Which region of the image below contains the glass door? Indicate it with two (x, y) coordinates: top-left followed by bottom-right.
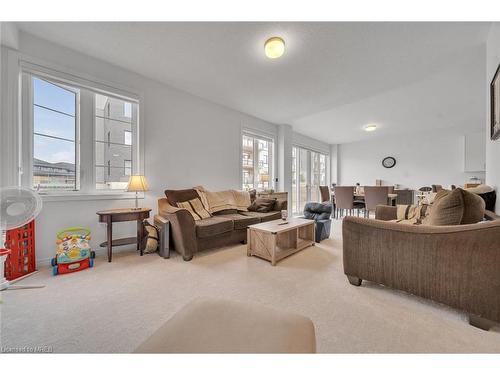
(292, 146), (327, 215)
(310, 151), (327, 203)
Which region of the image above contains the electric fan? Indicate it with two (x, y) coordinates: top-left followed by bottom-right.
(0, 186), (43, 290)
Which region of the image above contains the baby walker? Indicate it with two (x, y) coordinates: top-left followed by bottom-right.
(51, 227), (95, 276)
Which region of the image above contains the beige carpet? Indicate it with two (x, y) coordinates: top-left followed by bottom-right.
(1, 220), (500, 353)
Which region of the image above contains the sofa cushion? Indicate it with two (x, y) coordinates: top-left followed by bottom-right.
(217, 213), (260, 230)
(195, 217), (234, 238)
(213, 209), (239, 215)
(460, 188), (485, 224)
(165, 189), (200, 206)
(424, 189), (464, 226)
(240, 211), (281, 222)
(248, 198), (277, 213)
(177, 198), (211, 221)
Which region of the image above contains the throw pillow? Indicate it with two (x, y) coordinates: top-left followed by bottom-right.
(424, 189), (464, 226)
(247, 197), (276, 213)
(396, 204), (430, 225)
(177, 198), (212, 221)
(459, 188), (485, 224)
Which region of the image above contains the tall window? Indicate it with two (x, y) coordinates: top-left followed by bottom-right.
(241, 133), (274, 191)
(23, 69), (139, 194)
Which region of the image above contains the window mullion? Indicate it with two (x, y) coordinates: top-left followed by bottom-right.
(79, 89), (94, 193)
(21, 73), (33, 188)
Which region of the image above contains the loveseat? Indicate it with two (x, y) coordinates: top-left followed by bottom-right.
(343, 188), (500, 330)
(157, 188), (287, 261)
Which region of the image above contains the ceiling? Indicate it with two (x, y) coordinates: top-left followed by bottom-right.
(15, 22), (492, 143)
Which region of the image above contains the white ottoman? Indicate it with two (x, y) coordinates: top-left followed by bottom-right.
(134, 298), (316, 353)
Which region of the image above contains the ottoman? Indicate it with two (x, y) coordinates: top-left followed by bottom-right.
(134, 298), (316, 353)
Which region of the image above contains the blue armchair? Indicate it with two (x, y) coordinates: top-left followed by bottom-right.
(303, 202), (332, 242)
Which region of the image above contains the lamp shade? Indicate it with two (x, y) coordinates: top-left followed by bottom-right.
(126, 175), (149, 192)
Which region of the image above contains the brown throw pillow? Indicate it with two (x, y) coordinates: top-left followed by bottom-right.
(424, 189), (464, 226)
(459, 188), (485, 224)
(247, 197), (276, 213)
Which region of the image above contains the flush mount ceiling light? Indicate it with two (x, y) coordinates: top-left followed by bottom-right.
(264, 37), (285, 59)
(364, 124), (377, 132)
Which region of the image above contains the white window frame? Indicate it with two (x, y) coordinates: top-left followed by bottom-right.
(240, 130), (275, 192)
(20, 61), (142, 200)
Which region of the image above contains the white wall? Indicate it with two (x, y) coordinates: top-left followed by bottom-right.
(486, 23), (500, 213)
(338, 129), (485, 190)
(1, 30), (329, 263)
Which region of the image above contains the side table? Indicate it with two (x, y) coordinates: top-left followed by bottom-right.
(97, 208), (152, 262)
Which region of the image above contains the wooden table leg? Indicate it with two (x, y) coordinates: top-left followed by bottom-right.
(246, 228), (251, 256)
(106, 217), (113, 262)
(271, 233), (277, 266)
(137, 220), (144, 256)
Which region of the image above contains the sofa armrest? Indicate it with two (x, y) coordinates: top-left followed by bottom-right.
(158, 198), (197, 260)
(154, 214), (170, 259)
(485, 210), (500, 221)
(342, 216), (500, 323)
(375, 205), (397, 221)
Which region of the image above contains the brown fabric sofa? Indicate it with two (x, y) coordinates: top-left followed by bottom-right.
(343, 205), (500, 330)
(158, 188), (287, 261)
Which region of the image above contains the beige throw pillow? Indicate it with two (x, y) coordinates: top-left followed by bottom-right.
(177, 198), (212, 221)
(396, 204), (430, 225)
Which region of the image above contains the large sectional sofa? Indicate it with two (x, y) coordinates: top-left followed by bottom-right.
(343, 188), (500, 330)
(157, 188), (287, 261)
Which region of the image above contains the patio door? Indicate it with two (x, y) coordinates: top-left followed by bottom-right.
(292, 146), (327, 215)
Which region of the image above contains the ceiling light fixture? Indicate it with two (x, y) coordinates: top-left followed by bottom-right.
(264, 37), (285, 59)
(364, 124), (377, 132)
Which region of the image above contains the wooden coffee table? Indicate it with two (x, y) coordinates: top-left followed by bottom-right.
(247, 218), (315, 266)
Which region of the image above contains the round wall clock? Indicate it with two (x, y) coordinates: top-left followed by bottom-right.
(382, 156), (396, 168)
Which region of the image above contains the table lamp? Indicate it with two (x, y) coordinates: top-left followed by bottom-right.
(126, 175), (149, 209)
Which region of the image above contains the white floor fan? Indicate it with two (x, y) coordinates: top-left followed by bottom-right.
(1, 186), (44, 291)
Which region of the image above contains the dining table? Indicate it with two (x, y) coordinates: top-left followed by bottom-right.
(330, 192), (398, 218)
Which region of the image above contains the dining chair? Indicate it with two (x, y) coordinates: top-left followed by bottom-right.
(432, 184), (443, 193)
(333, 186), (355, 218)
(319, 185), (330, 203)
(363, 186), (389, 218)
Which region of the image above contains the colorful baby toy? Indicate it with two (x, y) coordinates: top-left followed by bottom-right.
(51, 227), (95, 276)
